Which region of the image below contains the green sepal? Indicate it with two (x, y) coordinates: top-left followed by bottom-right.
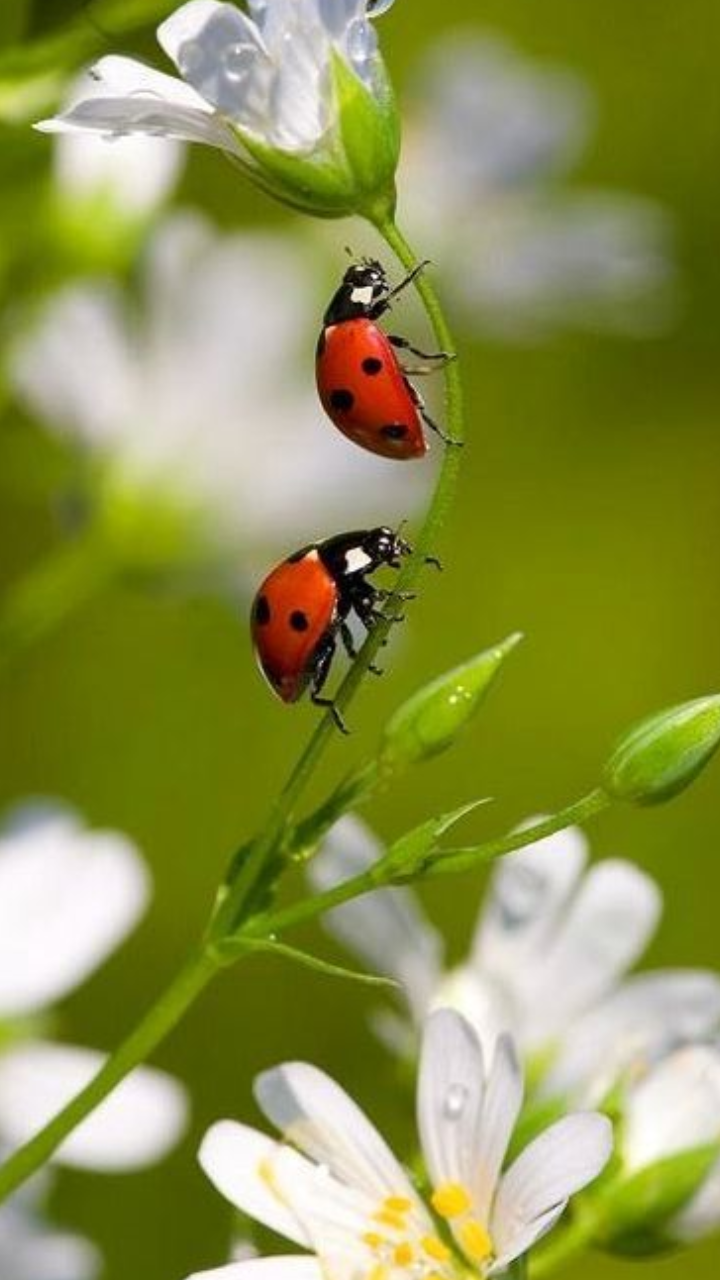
(332, 50), (399, 218)
(380, 633), (522, 770)
(596, 1145), (720, 1254)
(215, 936), (401, 992)
(380, 798), (491, 879)
(604, 695), (720, 804)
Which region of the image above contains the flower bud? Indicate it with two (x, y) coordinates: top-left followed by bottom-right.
(603, 695), (720, 804)
(380, 633), (522, 769)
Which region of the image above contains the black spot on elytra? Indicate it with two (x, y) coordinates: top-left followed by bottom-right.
(362, 356), (383, 376)
(289, 610), (310, 632)
(330, 388), (355, 412)
(380, 423), (409, 441)
(316, 329), (327, 358)
(254, 594), (271, 625)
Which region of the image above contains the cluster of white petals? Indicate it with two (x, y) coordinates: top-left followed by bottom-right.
(9, 213), (416, 555)
(190, 1008), (611, 1279)
(0, 1177), (100, 1280)
(402, 34), (674, 339)
(312, 818), (720, 1107)
(38, 0), (394, 158)
(0, 803), (187, 1172)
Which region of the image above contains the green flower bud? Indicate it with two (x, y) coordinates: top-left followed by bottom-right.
(380, 634), (522, 769)
(598, 1146), (720, 1256)
(604, 695), (720, 804)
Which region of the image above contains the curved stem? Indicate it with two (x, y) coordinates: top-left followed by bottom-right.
(0, 218), (466, 1203)
(211, 216), (465, 937)
(0, 948), (218, 1203)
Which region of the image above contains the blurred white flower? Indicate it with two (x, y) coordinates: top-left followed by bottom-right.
(0, 803), (148, 1019)
(36, 2), (400, 218)
(0, 1178), (99, 1280)
(190, 1009), (611, 1279)
(0, 1043), (188, 1172)
(0, 802), (188, 1171)
(402, 34), (674, 340)
(9, 212), (419, 564)
(312, 817), (720, 1105)
(622, 1045), (720, 1243)
(52, 69), (184, 219)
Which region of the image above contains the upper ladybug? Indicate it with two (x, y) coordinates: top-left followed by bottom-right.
(316, 258), (455, 461)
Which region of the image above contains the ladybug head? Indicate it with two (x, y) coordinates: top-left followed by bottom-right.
(364, 526), (412, 569)
(324, 259), (390, 324)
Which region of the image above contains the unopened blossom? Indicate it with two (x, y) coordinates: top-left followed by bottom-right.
(37, 1), (400, 218)
(401, 34), (674, 339)
(311, 817), (720, 1105)
(8, 213), (418, 570)
(0, 802), (188, 1171)
(189, 1008), (611, 1279)
(611, 1045), (720, 1247)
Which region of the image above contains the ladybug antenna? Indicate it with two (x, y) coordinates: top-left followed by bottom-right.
(343, 244), (355, 259)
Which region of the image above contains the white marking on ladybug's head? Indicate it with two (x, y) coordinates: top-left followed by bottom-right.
(350, 285), (374, 306)
(344, 547), (373, 574)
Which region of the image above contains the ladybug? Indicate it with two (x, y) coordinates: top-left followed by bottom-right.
(251, 527), (412, 730)
(316, 258), (456, 460)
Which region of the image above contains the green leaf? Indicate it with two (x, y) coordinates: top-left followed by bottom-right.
(597, 1145), (720, 1253)
(217, 937), (401, 992)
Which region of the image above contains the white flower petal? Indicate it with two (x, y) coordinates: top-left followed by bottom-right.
(198, 1121), (311, 1245)
(254, 1062), (415, 1203)
(491, 1113), (612, 1261)
(158, 0), (273, 129)
(0, 1197), (100, 1280)
(0, 806), (149, 1017)
(0, 1042), (188, 1171)
(311, 817), (443, 1020)
(488, 1203), (565, 1273)
(431, 967), (514, 1066)
(187, 1260), (323, 1280)
(417, 1008), (486, 1191)
(54, 65), (183, 215)
(472, 1034), (523, 1225)
(39, 95), (240, 154)
(471, 824), (587, 985)
(513, 860), (662, 1044)
(624, 1046), (720, 1170)
(544, 969), (720, 1104)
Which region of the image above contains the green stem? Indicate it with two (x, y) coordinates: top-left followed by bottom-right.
(211, 216), (465, 938)
(507, 1256), (529, 1280)
(0, 218), (466, 1204)
(243, 790), (609, 940)
(0, 530), (116, 673)
(0, 948), (218, 1203)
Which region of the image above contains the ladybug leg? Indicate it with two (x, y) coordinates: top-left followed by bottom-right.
(352, 586), (405, 629)
(339, 620), (358, 660)
(389, 334), (456, 365)
(425, 554), (443, 571)
(405, 377), (463, 448)
(310, 635), (349, 735)
(371, 260), (431, 317)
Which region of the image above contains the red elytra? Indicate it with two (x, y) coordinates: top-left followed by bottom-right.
(317, 318), (427, 460)
(315, 258), (454, 461)
(251, 528), (412, 728)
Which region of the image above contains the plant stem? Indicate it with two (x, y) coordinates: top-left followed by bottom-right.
(0, 948), (217, 1203)
(211, 216), (465, 938)
(0, 218), (466, 1203)
(243, 790), (609, 940)
(507, 1256), (529, 1280)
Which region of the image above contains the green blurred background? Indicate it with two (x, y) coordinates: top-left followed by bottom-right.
(1, 1), (719, 1277)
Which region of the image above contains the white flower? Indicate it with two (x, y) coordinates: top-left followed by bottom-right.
(402, 34), (674, 339)
(622, 1045), (720, 1242)
(311, 817), (720, 1105)
(8, 213), (418, 560)
(0, 802), (188, 1171)
(36, 2), (399, 217)
(0, 1178), (99, 1280)
(190, 1009), (612, 1279)
(53, 69), (184, 219)
(0, 802), (148, 1019)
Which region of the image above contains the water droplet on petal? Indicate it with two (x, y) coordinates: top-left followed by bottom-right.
(346, 18), (377, 71)
(367, 0), (395, 17)
(444, 1082), (469, 1120)
(222, 40), (257, 84)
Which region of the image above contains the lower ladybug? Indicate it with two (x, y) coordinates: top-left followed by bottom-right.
(251, 527), (411, 730)
(316, 257), (458, 461)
